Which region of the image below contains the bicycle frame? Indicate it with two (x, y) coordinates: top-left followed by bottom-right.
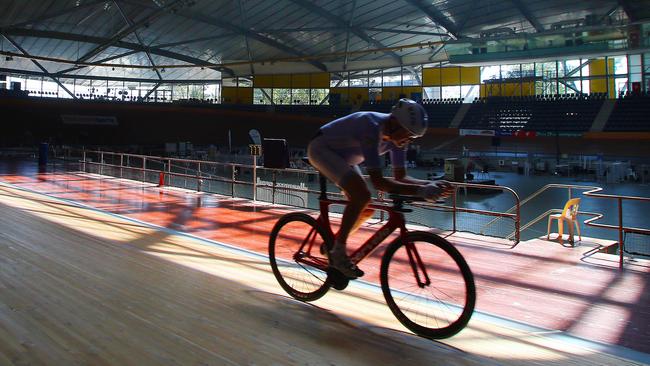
(295, 196), (431, 288)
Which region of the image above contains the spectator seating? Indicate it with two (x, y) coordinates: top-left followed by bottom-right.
(604, 92), (650, 131)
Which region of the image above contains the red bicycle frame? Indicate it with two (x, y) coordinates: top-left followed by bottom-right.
(296, 196), (431, 287)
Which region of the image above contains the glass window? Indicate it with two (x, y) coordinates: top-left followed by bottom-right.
(58, 78), (75, 99)
(349, 70), (368, 87)
(629, 54), (642, 83)
(253, 88), (271, 104)
(500, 64), (520, 80)
(441, 86), (461, 99)
(311, 89), (329, 105)
(292, 89), (310, 104)
(369, 70), (382, 87)
(579, 79), (590, 94)
(238, 78), (252, 87)
(480, 65), (500, 82)
(615, 77), (628, 96)
(273, 88), (291, 104)
(382, 67), (401, 87)
(331, 73), (348, 87)
(222, 78), (237, 87)
(537, 62), (557, 79)
(42, 79), (58, 98)
(561, 59), (581, 77)
(156, 85), (172, 102)
(25, 77), (41, 96)
(204, 83), (220, 103)
(521, 63), (535, 78)
(172, 84), (189, 100)
(423, 86), (441, 100)
(613, 56), (627, 75)
(461, 85), (479, 102)
(402, 67), (421, 86)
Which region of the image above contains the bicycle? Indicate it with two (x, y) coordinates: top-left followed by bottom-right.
(268, 172), (476, 339)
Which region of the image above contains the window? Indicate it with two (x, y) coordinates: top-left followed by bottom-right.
(461, 85), (479, 102)
(423, 86), (441, 100)
(331, 73), (347, 87)
(402, 67), (421, 86)
(480, 65), (500, 82)
(253, 88), (272, 104)
(383, 67), (402, 87)
(292, 89), (310, 104)
(369, 70), (382, 87)
(441, 86), (461, 99)
(273, 88), (291, 104)
(311, 89), (329, 105)
(349, 70), (368, 87)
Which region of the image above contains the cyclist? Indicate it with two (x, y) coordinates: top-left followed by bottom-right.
(307, 98), (453, 279)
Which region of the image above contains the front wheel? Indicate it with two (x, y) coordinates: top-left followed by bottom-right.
(269, 213), (333, 302)
(380, 231), (476, 339)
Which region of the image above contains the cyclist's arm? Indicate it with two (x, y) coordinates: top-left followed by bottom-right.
(367, 168), (421, 195)
(392, 167), (430, 185)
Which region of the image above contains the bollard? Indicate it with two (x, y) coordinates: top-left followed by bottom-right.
(158, 172), (165, 187)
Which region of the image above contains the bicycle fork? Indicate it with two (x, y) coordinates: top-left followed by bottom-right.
(405, 241), (431, 288)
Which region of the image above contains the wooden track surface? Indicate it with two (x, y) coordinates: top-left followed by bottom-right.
(0, 183), (647, 365)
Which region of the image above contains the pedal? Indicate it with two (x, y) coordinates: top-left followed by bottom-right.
(327, 268), (349, 291)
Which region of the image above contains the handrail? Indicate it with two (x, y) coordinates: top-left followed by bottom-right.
(75, 149), (520, 243)
(486, 181), (650, 269)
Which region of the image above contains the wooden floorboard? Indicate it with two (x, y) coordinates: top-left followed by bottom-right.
(0, 180), (647, 365)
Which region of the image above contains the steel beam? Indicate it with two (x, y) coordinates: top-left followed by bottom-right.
(3, 0), (107, 28)
(113, 1), (163, 80)
(176, 9), (328, 72)
(402, 0), (459, 39)
(3, 28), (234, 77)
(76, 0), (183, 63)
(511, 0), (544, 32)
(288, 0), (403, 64)
(1, 34), (76, 98)
(0, 67), (221, 84)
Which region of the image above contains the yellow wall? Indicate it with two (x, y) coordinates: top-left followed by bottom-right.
(349, 88), (368, 106)
(237, 87), (253, 104)
(291, 74), (310, 88)
(222, 87), (252, 104)
(423, 66), (480, 86)
(222, 86), (237, 104)
(460, 67), (480, 85)
(272, 74), (291, 88)
(382, 87), (404, 101)
(253, 72), (330, 88)
(310, 73), (330, 88)
(253, 75), (273, 88)
(480, 81), (534, 97)
(330, 87), (349, 104)
(589, 59), (615, 96)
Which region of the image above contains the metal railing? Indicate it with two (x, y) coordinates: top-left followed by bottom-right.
(484, 183), (650, 268)
(69, 149), (521, 242)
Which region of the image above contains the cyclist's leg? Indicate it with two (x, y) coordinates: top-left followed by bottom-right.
(307, 139), (368, 278)
(342, 166), (375, 236)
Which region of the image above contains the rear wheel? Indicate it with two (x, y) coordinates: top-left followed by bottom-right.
(380, 231), (475, 339)
(269, 213), (332, 301)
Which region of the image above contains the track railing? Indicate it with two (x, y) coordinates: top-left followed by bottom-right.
(484, 183), (650, 268)
(69, 149), (520, 243)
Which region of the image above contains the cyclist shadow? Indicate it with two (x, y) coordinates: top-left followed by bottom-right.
(237, 289), (468, 361)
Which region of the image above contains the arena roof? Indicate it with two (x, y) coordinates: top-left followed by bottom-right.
(0, 0), (648, 82)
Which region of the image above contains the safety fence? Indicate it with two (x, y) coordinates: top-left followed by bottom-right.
(57, 149), (521, 244)
(482, 183), (650, 268)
